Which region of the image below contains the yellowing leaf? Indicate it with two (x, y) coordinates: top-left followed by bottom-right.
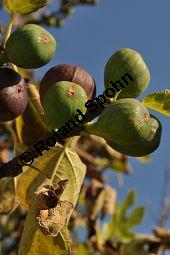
(142, 89), (170, 116)
(3, 0), (47, 14)
(35, 179), (73, 236)
(17, 67), (33, 80)
(17, 142), (86, 254)
(137, 155), (152, 163)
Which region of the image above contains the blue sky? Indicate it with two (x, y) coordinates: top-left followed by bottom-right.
(1, 0), (170, 239)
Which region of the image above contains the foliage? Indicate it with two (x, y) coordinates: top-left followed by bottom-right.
(0, 1), (169, 255)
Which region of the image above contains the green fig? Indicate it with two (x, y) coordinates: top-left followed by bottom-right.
(104, 48), (150, 99)
(39, 64), (96, 105)
(85, 99), (151, 145)
(5, 24), (57, 69)
(107, 115), (162, 157)
(0, 67), (28, 122)
(43, 81), (88, 130)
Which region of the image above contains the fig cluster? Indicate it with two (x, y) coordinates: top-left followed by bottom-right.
(40, 64), (96, 130)
(85, 48), (162, 157)
(86, 99), (162, 156)
(0, 29), (162, 159)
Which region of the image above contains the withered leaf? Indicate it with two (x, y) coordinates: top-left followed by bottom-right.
(101, 185), (117, 218)
(37, 201), (73, 236)
(17, 143), (86, 254)
(35, 179), (69, 209)
(35, 178), (73, 236)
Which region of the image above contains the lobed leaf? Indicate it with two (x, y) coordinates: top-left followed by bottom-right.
(17, 142), (86, 254)
(3, 0), (47, 14)
(142, 89), (170, 116)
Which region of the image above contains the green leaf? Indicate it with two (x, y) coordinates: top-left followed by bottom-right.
(142, 89), (170, 116)
(0, 177), (19, 214)
(119, 189), (136, 217)
(3, 0), (47, 14)
(102, 190), (145, 243)
(128, 206), (145, 226)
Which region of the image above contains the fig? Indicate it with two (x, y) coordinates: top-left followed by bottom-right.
(107, 115), (162, 157)
(5, 24), (57, 69)
(43, 81), (88, 130)
(0, 67), (28, 122)
(85, 99), (152, 145)
(39, 64), (96, 104)
(104, 48), (150, 99)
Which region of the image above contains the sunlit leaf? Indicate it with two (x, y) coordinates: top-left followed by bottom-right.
(17, 67), (34, 80)
(128, 206), (145, 226)
(136, 155), (152, 163)
(142, 89), (170, 116)
(3, 0), (47, 14)
(119, 189), (136, 217)
(17, 141), (86, 254)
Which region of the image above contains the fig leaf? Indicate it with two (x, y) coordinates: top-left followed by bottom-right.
(3, 0), (47, 14)
(17, 142), (86, 254)
(142, 89), (170, 116)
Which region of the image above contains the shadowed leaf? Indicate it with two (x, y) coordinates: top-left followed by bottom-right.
(16, 83), (48, 147)
(0, 177), (19, 214)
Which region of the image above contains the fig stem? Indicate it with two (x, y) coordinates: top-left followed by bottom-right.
(2, 13), (14, 48)
(112, 90), (121, 101)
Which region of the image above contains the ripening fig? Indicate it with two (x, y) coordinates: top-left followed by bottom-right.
(107, 115), (162, 157)
(85, 99), (152, 145)
(0, 67), (28, 122)
(104, 48), (150, 99)
(43, 81), (88, 130)
(4, 24), (56, 69)
(39, 64), (96, 104)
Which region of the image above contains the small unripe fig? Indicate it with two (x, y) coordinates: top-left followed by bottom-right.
(104, 48), (150, 99)
(43, 81), (88, 130)
(86, 99), (151, 145)
(107, 115), (162, 157)
(5, 24), (57, 69)
(40, 64), (96, 104)
(0, 67), (28, 122)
